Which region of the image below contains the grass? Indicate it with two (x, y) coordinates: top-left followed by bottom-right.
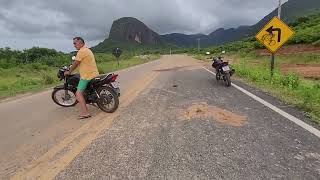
(233, 53), (320, 124)
(192, 54), (207, 61)
(193, 52), (320, 124)
(97, 54), (160, 73)
(0, 54), (160, 99)
(0, 67), (60, 98)
(228, 52), (320, 65)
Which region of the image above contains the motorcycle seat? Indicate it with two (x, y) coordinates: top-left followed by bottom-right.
(92, 74), (110, 81)
(89, 74), (113, 86)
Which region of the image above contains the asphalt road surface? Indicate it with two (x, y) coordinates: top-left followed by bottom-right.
(1, 55), (319, 180)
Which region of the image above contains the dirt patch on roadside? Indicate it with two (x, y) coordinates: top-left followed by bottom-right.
(280, 64), (320, 79)
(177, 102), (246, 127)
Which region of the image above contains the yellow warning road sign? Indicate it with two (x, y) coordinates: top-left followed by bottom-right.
(256, 16), (294, 53)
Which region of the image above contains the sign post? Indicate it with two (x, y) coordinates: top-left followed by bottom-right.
(256, 0), (295, 79)
(112, 48), (122, 67)
(271, 54), (275, 77)
(255, 17), (294, 79)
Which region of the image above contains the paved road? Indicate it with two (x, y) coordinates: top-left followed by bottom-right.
(1, 55), (320, 179)
(0, 57), (163, 179)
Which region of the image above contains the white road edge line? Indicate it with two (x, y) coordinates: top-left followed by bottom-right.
(202, 67), (320, 138)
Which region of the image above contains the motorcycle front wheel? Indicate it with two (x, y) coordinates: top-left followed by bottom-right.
(52, 89), (78, 107)
(96, 87), (119, 113)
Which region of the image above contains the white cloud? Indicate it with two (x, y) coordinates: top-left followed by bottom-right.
(0, 0), (285, 52)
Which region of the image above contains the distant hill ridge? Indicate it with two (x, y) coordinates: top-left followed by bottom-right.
(92, 0), (320, 52)
(161, 0), (320, 47)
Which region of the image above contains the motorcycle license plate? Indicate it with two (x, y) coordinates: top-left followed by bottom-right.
(111, 81), (120, 89)
(222, 66), (230, 71)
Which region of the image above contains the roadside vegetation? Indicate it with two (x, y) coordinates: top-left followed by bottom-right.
(191, 12), (320, 124)
(0, 47), (159, 99)
(232, 52), (319, 124)
(1, 12), (319, 124)
(187, 12), (320, 55)
(194, 52), (320, 124)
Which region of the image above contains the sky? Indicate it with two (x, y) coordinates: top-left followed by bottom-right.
(0, 0), (287, 52)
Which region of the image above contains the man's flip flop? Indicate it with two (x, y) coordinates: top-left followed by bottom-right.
(78, 115), (92, 119)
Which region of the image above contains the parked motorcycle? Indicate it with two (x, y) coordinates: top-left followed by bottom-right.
(51, 58), (120, 113)
(212, 57), (235, 87)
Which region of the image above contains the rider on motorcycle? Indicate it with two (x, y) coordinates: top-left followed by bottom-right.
(212, 56), (223, 71)
(64, 37), (99, 119)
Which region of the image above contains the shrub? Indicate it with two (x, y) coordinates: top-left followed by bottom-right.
(98, 66), (106, 74)
(280, 73), (300, 89)
(17, 78), (42, 87)
(313, 39), (320, 47)
(314, 83), (320, 90)
(0, 84), (9, 91)
(41, 73), (55, 85)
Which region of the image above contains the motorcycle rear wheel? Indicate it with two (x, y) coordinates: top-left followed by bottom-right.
(224, 73), (231, 87)
(96, 87), (119, 113)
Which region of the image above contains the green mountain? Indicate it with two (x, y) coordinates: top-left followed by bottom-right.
(162, 0), (320, 47)
(92, 0), (320, 51)
(252, 0), (320, 33)
(160, 33), (207, 48)
(91, 39), (176, 54)
(91, 17), (175, 53)
(201, 12), (320, 54)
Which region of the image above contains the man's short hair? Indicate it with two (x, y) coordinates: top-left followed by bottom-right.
(73, 37), (85, 44)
